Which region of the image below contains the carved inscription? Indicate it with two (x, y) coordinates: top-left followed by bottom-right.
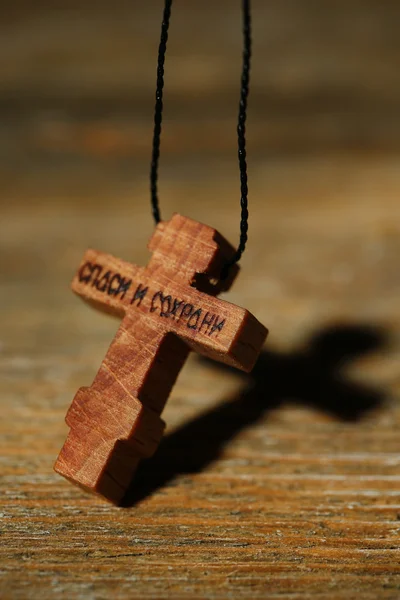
(79, 262), (132, 299)
(78, 261), (226, 336)
(150, 291), (225, 335)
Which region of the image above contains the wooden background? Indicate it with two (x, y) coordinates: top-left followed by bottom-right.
(1, 1), (400, 598)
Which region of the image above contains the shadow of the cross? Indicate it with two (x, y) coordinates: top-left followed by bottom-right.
(121, 323), (387, 507)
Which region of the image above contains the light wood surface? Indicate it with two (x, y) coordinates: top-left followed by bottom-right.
(1, 1), (400, 598)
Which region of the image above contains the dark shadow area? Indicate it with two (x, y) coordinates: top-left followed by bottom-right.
(121, 323), (387, 507)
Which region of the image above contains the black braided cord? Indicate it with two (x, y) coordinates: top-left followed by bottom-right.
(150, 0), (252, 276)
(150, 0), (172, 225)
(223, 0), (251, 276)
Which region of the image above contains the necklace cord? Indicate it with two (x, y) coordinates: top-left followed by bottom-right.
(150, 0), (252, 277)
(221, 0), (251, 278)
(150, 0), (172, 225)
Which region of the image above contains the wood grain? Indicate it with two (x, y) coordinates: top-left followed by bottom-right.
(55, 214), (267, 503)
(1, 1), (400, 598)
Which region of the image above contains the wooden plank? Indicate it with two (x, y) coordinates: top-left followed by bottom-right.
(1, 1), (400, 598)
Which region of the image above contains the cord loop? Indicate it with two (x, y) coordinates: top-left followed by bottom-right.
(150, 0), (252, 276)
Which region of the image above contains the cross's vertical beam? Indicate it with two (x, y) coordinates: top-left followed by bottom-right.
(55, 311), (189, 501)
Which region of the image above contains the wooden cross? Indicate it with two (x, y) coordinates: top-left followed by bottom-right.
(54, 214), (268, 503)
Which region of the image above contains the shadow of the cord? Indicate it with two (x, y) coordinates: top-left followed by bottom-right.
(121, 323), (387, 507)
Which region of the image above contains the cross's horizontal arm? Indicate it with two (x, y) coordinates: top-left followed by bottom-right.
(72, 249), (143, 317)
(72, 249), (267, 372)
